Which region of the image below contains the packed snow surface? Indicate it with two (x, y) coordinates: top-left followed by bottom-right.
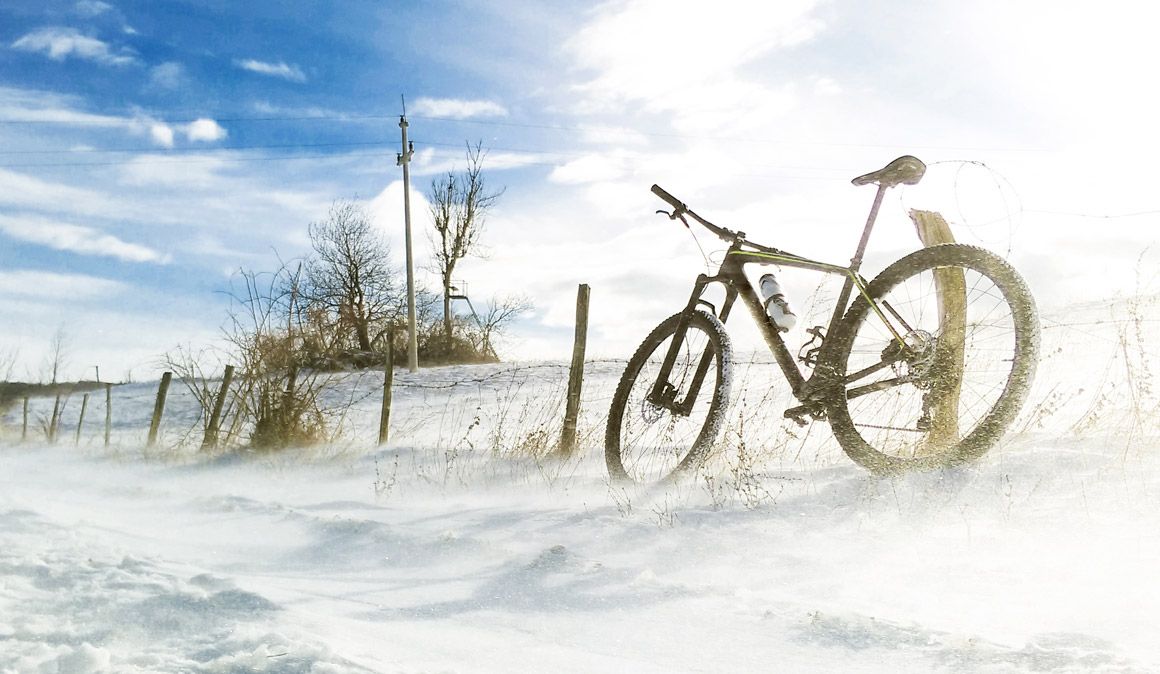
(2, 302), (1159, 672)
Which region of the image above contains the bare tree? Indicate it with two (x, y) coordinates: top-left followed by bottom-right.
(306, 200), (399, 354)
(0, 344), (18, 383)
(428, 142), (504, 341)
(469, 294), (533, 358)
(44, 325), (70, 384)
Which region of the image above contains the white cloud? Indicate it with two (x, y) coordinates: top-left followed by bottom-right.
(411, 97), (508, 119)
(248, 101), (351, 120)
(11, 27), (137, 66)
(0, 168), (122, 218)
(149, 123), (174, 148)
(234, 59), (307, 83)
(367, 180), (433, 255)
(568, 0), (821, 115)
(0, 214), (169, 263)
(814, 77), (842, 96)
(549, 152), (632, 185)
(126, 113), (226, 146)
(0, 87), (128, 127)
(0, 270), (125, 300)
(185, 118), (227, 143)
(406, 146), (543, 180)
(149, 62), (185, 89)
(576, 124), (650, 146)
(116, 154), (230, 189)
(75, 0), (114, 17)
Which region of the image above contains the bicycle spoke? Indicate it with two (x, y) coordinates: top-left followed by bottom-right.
(608, 311), (728, 484)
(833, 252), (1030, 466)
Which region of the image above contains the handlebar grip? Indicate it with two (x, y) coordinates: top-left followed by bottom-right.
(650, 184), (686, 212)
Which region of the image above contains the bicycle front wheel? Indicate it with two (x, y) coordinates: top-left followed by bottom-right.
(605, 310), (732, 485)
(825, 244), (1039, 474)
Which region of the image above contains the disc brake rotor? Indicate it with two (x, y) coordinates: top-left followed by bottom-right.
(640, 399), (664, 423)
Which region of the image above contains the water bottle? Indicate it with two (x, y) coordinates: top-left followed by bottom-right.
(759, 273), (797, 332)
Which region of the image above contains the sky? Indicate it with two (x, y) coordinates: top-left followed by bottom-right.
(1, 0), (1159, 382)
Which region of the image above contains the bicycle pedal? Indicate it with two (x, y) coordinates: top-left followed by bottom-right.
(783, 405), (815, 427)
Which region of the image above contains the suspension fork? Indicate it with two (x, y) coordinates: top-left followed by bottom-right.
(648, 273), (738, 415)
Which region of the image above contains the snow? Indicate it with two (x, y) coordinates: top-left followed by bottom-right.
(1, 301), (1159, 672)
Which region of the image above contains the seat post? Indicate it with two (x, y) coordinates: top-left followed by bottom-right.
(850, 183), (888, 272)
(824, 183), (889, 331)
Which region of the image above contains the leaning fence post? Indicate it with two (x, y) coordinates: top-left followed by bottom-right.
(22, 396), (28, 442)
(75, 393), (89, 446)
(378, 337), (394, 445)
(560, 283), (591, 456)
(202, 365), (235, 450)
(49, 394), (62, 442)
(147, 372), (172, 448)
(104, 383), (112, 447)
(908, 210), (966, 452)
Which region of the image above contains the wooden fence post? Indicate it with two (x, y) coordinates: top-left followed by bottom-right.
(75, 393), (89, 446)
(379, 338), (394, 445)
(560, 283), (591, 456)
(908, 210), (966, 452)
(104, 384), (112, 447)
(201, 365), (235, 450)
(49, 394), (62, 442)
(147, 372), (172, 448)
(21, 396), (28, 442)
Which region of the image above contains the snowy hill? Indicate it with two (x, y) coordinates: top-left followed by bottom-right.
(2, 300), (1158, 673)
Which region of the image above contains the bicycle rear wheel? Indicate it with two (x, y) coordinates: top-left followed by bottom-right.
(605, 310), (732, 485)
(825, 244), (1038, 474)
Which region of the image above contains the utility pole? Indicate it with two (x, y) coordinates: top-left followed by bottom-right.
(397, 99), (419, 373)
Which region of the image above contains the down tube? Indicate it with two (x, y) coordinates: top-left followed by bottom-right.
(737, 283), (806, 396)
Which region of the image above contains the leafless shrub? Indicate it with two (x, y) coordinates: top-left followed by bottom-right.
(162, 344), (234, 448)
(224, 262), (329, 450)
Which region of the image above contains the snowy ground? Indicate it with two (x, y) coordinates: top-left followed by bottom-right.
(2, 300), (1159, 673)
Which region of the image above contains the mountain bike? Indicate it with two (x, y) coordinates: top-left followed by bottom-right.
(605, 156), (1039, 484)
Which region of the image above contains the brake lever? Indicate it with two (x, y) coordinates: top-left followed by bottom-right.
(656, 209), (691, 228)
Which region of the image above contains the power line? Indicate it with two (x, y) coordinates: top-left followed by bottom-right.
(1025, 209), (1160, 220)
(0, 150), (403, 168)
(0, 138), (854, 177)
(0, 110), (1054, 153)
(0, 139), (398, 155)
(0, 113), (397, 125)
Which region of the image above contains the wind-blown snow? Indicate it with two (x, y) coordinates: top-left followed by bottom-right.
(1, 300), (1158, 672)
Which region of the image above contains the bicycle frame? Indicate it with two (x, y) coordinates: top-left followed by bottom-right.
(650, 183), (911, 416)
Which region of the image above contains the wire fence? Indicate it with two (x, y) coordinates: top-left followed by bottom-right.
(2, 298), (1158, 459)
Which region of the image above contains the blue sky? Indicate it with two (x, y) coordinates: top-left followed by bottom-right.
(2, 0), (1158, 381)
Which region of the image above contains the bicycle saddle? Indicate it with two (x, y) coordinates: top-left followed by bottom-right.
(851, 155), (926, 188)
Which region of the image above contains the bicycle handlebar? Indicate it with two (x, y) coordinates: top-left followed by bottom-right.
(650, 184), (686, 213)
(651, 184), (736, 242)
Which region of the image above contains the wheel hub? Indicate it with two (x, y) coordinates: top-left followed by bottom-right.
(640, 399), (664, 423)
(889, 330), (937, 384)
